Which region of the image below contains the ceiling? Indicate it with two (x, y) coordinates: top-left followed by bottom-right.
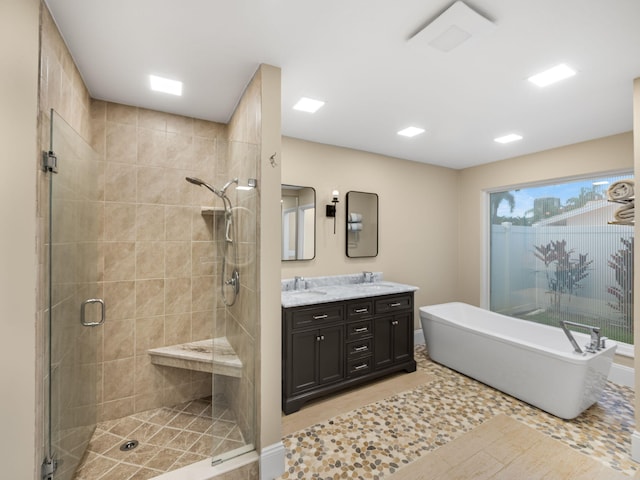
(44, 0), (640, 169)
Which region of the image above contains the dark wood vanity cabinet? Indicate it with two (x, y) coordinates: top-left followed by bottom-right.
(289, 324), (344, 394)
(282, 292), (416, 414)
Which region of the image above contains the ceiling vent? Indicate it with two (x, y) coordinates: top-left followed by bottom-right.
(409, 1), (496, 53)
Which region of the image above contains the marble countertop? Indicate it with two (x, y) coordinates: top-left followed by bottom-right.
(281, 275), (418, 308)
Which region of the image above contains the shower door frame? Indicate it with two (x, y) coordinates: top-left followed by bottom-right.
(44, 109), (103, 480)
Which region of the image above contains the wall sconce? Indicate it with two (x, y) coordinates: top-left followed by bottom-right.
(326, 190), (339, 234)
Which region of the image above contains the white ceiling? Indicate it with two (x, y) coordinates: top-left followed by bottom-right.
(44, 0), (640, 169)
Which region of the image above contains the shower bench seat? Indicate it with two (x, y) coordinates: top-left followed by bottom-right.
(147, 337), (242, 378)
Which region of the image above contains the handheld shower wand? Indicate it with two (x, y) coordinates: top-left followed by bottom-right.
(185, 176), (241, 306)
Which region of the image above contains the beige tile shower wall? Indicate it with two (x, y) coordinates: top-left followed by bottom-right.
(37, 3), (95, 470)
(92, 101), (228, 421)
(224, 67), (262, 443)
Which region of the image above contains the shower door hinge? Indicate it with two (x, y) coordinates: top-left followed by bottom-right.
(41, 456), (57, 480)
(42, 150), (58, 173)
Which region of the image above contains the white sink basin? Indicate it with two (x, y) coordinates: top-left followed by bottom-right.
(287, 289), (327, 296)
(355, 282), (396, 289)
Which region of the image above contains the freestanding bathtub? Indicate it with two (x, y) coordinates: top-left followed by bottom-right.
(419, 302), (617, 419)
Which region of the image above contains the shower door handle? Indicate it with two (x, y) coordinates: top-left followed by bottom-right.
(80, 298), (105, 327)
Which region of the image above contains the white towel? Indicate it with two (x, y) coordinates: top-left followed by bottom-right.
(348, 213), (362, 222)
(614, 201), (634, 221)
(607, 180), (635, 201)
(348, 222), (363, 231)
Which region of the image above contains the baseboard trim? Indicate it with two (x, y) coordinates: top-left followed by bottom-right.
(260, 441), (285, 480)
(609, 363), (634, 388)
(632, 431), (640, 462)
(415, 329), (635, 388)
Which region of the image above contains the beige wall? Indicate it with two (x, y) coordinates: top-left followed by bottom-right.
(256, 64), (284, 454)
(281, 137), (461, 327)
(457, 132), (634, 307)
(1, 0), (40, 478)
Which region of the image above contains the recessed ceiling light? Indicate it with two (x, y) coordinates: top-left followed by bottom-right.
(293, 97), (325, 113)
(149, 75), (183, 96)
(398, 126), (425, 138)
(494, 134), (523, 144)
(528, 64), (576, 87)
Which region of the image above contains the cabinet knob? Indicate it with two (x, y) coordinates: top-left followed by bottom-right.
(392, 320), (399, 326)
(316, 335), (325, 341)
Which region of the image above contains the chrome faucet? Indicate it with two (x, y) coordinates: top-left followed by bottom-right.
(363, 271), (374, 283)
(294, 276), (305, 290)
(560, 320), (602, 354)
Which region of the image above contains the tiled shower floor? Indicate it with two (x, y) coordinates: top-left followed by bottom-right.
(73, 396), (245, 480)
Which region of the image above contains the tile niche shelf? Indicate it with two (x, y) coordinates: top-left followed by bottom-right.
(148, 337), (242, 378)
(200, 206), (225, 215)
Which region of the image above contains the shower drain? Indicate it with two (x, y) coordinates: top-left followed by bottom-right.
(119, 440), (139, 452)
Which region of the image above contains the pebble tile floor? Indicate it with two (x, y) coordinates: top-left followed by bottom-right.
(73, 396), (245, 480)
(279, 344), (637, 479)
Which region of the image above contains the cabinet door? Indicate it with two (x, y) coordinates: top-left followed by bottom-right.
(373, 315), (394, 370)
(289, 329), (319, 394)
(318, 325), (344, 385)
(392, 312), (412, 363)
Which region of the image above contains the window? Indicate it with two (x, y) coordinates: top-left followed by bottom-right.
(489, 173), (634, 345)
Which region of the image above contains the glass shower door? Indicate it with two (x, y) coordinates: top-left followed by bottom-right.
(47, 110), (102, 480)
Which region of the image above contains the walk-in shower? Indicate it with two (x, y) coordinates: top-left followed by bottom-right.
(43, 106), (261, 479)
(186, 176), (241, 306)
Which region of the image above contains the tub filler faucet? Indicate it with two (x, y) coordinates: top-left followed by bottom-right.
(560, 320), (602, 354)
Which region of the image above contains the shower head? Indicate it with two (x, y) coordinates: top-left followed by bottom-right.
(185, 176), (223, 197)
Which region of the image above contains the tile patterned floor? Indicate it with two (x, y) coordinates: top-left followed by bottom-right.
(73, 396), (245, 480)
(279, 345), (637, 479)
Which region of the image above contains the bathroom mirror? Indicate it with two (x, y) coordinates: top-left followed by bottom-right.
(346, 191), (378, 258)
(281, 185), (316, 261)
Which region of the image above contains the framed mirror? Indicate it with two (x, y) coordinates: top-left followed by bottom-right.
(281, 184), (316, 261)
(346, 191), (378, 258)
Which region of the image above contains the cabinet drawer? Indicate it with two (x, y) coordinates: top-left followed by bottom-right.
(289, 304), (343, 330)
(346, 338), (372, 358)
(346, 300), (373, 319)
(374, 294), (412, 314)
(347, 357), (372, 377)
(347, 320), (372, 340)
